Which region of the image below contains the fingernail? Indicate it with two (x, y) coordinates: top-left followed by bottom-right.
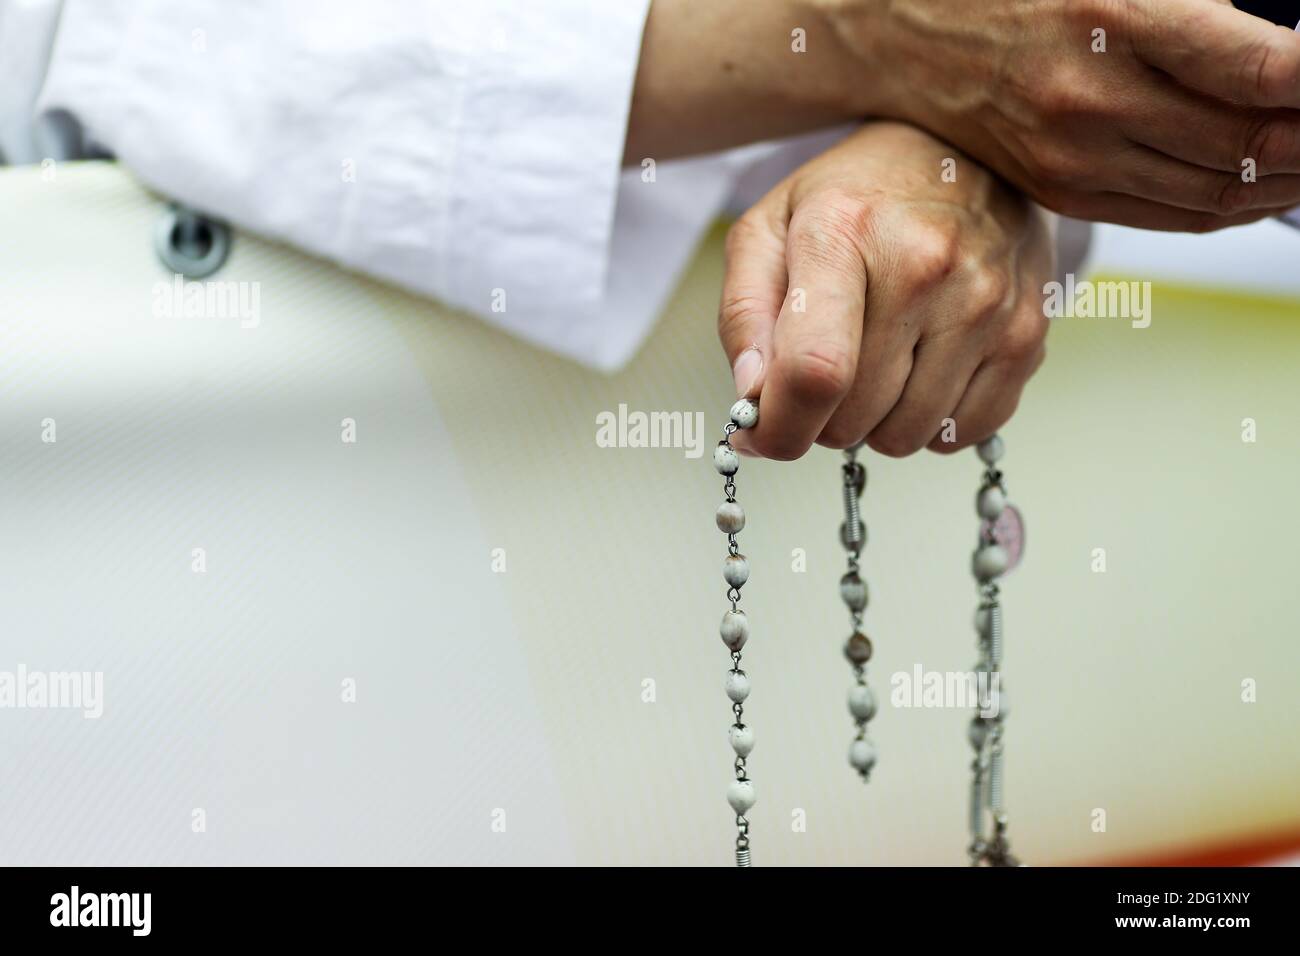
(732, 347), (762, 398)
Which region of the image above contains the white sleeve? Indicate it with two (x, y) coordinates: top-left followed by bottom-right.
(34, 0), (671, 367)
(0, 0), (63, 165)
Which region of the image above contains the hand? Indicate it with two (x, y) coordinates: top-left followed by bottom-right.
(719, 122), (1052, 460)
(818, 0), (1300, 231)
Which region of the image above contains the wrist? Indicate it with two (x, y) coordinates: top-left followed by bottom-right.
(626, 0), (879, 162)
(790, 0), (879, 119)
(808, 0), (893, 118)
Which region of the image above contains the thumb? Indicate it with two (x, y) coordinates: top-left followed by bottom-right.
(718, 205), (789, 399)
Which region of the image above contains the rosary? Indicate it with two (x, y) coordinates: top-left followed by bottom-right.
(713, 398), (1022, 867)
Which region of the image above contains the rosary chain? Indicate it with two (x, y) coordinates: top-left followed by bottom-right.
(716, 401), (759, 866)
(711, 416), (1026, 866)
(968, 435), (1021, 867)
(839, 444), (877, 780)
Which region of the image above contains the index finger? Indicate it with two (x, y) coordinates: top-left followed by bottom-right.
(747, 199), (866, 461)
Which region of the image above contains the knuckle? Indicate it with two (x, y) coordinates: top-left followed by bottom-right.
(899, 222), (961, 289)
(794, 190), (876, 259)
(818, 419), (866, 451)
(781, 346), (856, 404)
(1211, 175), (1254, 216)
(1067, 0), (1123, 30)
(1242, 37), (1295, 105)
(1022, 137), (1092, 189)
(867, 428), (924, 460)
(965, 263), (1012, 319)
(1001, 309), (1049, 362)
(811, 187), (878, 237)
(1032, 69), (1095, 121)
(1243, 115), (1295, 172)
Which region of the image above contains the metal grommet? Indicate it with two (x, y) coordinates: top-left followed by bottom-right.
(154, 205), (230, 279)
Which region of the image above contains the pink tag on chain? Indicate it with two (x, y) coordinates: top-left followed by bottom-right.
(980, 504), (1025, 575)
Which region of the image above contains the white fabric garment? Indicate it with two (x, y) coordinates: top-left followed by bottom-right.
(0, 0), (60, 164)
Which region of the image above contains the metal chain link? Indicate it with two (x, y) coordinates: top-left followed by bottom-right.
(840, 445), (875, 780)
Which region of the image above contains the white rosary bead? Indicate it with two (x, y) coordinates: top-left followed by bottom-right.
(723, 553), (750, 588)
(840, 571), (868, 612)
(847, 684), (877, 722)
(848, 738), (877, 773)
(976, 485), (1007, 520)
(715, 501), (745, 533)
(728, 724), (756, 757)
(974, 605), (992, 637)
(720, 610), (750, 651)
(976, 435), (1004, 465)
(729, 399), (759, 430)
(972, 544), (1009, 582)
(968, 717), (990, 751)
(727, 779), (757, 814)
(724, 669), (751, 703)
(713, 442), (740, 476)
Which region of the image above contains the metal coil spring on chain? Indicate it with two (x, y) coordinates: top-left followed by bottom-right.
(988, 737), (1005, 813)
(842, 477), (863, 550)
(988, 599), (1003, 667)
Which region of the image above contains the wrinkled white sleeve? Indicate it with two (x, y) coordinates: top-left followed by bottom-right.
(0, 1), (61, 165)
(32, 0), (724, 370)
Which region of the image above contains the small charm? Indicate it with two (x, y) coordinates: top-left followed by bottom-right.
(980, 504), (1025, 574)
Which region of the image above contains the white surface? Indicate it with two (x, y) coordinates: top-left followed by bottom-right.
(1089, 217), (1300, 292)
(0, 164), (574, 865)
